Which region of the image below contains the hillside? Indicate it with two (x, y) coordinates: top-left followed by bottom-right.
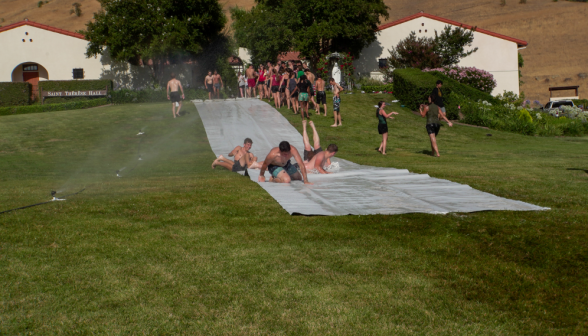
(1, 0), (586, 103)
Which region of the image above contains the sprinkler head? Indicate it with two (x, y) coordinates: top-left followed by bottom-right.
(51, 191), (56, 197)
(138, 155), (142, 161)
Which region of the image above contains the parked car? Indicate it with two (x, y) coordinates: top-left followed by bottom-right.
(543, 100), (575, 110)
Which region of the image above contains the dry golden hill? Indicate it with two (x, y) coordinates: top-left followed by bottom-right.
(1, 0), (586, 102)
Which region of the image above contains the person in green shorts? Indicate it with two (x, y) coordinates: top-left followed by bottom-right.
(295, 75), (311, 120)
(419, 103), (453, 157)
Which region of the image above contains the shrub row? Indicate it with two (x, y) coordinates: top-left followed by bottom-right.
(361, 84), (394, 93)
(0, 98), (108, 116)
(392, 68), (497, 119)
(0, 82), (32, 107)
(111, 88), (213, 104)
(455, 93), (588, 137)
(40, 80), (113, 104)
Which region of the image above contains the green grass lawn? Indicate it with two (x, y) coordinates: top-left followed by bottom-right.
(0, 96), (586, 334)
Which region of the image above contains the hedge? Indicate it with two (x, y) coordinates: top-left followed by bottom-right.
(0, 98), (108, 116)
(0, 82), (32, 107)
(392, 68), (498, 119)
(111, 88), (212, 104)
(361, 84), (394, 93)
(39, 80), (113, 104)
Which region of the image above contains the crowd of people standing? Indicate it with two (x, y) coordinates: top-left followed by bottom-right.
(236, 60), (345, 127)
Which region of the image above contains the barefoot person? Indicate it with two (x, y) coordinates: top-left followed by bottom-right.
(238, 72), (246, 98)
(270, 69), (282, 109)
(315, 76), (327, 116)
(167, 73), (185, 118)
(419, 103), (453, 157)
(376, 101), (398, 155)
(213, 70), (223, 99)
(302, 120), (337, 173)
(258, 141), (311, 184)
(304, 69), (317, 112)
(212, 138), (257, 172)
(288, 70), (299, 114)
(330, 78), (344, 127)
(297, 75), (312, 120)
(246, 65), (257, 98)
(204, 71), (214, 100)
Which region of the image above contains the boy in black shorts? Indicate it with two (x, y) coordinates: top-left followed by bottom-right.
(419, 103), (453, 157)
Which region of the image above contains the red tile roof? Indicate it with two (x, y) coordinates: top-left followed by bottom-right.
(0, 20), (86, 40)
(377, 12), (528, 47)
(278, 52), (303, 61)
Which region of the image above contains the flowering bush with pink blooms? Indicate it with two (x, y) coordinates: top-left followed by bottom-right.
(423, 66), (496, 93)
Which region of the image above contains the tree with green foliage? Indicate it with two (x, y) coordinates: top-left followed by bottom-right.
(230, 5), (292, 65)
(84, 0), (227, 86)
(231, 0), (388, 67)
(386, 25), (477, 71)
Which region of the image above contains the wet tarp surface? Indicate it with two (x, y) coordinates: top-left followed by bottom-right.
(194, 99), (548, 216)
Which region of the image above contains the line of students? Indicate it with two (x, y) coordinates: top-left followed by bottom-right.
(238, 61), (345, 127)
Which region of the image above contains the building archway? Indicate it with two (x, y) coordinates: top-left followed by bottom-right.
(11, 62), (49, 99)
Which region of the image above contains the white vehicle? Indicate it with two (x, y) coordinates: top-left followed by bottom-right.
(544, 100), (575, 110)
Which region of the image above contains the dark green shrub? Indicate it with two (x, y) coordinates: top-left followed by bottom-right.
(361, 84), (394, 93)
(111, 88), (210, 104)
(572, 99), (588, 109)
(392, 68), (497, 120)
(0, 98), (108, 116)
(39, 80), (113, 104)
(0, 82), (32, 107)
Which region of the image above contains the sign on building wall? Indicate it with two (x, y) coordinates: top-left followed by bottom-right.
(41, 90), (107, 97)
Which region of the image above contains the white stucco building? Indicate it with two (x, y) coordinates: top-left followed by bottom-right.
(0, 20), (195, 94)
(0, 20), (104, 94)
(355, 12), (528, 95)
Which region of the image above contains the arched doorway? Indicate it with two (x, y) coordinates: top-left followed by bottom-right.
(11, 63), (49, 99)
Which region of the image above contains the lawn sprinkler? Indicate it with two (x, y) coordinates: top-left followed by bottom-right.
(137, 131), (144, 135)
(51, 191), (66, 201)
(116, 167), (126, 177)
(138, 154), (143, 161)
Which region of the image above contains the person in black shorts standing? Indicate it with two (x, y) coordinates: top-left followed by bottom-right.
(376, 101), (398, 155)
(167, 73), (185, 118)
(419, 102), (453, 157)
(429, 80), (446, 116)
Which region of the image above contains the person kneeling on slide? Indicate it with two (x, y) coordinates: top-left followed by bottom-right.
(419, 103), (453, 157)
(302, 120), (337, 173)
(258, 141), (312, 184)
(212, 138), (259, 172)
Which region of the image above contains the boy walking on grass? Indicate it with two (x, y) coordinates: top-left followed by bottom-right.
(166, 73), (185, 118)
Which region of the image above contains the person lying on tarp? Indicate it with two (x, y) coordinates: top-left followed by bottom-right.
(212, 138), (263, 172)
(258, 141), (312, 184)
(302, 120), (338, 174)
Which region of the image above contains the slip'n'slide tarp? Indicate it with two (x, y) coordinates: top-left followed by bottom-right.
(194, 99), (548, 216)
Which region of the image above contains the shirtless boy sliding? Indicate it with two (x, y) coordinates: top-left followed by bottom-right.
(167, 73), (185, 118)
(302, 120), (337, 174)
(329, 78), (344, 127)
(212, 138), (258, 172)
(258, 141), (312, 184)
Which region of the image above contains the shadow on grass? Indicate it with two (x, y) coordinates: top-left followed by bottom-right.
(417, 149), (434, 156)
(566, 168), (588, 174)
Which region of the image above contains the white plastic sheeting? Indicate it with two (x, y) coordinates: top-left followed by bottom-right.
(194, 99), (549, 216)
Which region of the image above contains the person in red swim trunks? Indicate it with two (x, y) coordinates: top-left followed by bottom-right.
(246, 64), (257, 98)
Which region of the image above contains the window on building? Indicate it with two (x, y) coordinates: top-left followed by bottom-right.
(23, 65), (38, 71)
(73, 68), (84, 79)
(378, 59), (388, 69)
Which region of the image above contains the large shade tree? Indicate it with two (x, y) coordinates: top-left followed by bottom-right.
(84, 0), (227, 85)
(231, 0), (388, 67)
